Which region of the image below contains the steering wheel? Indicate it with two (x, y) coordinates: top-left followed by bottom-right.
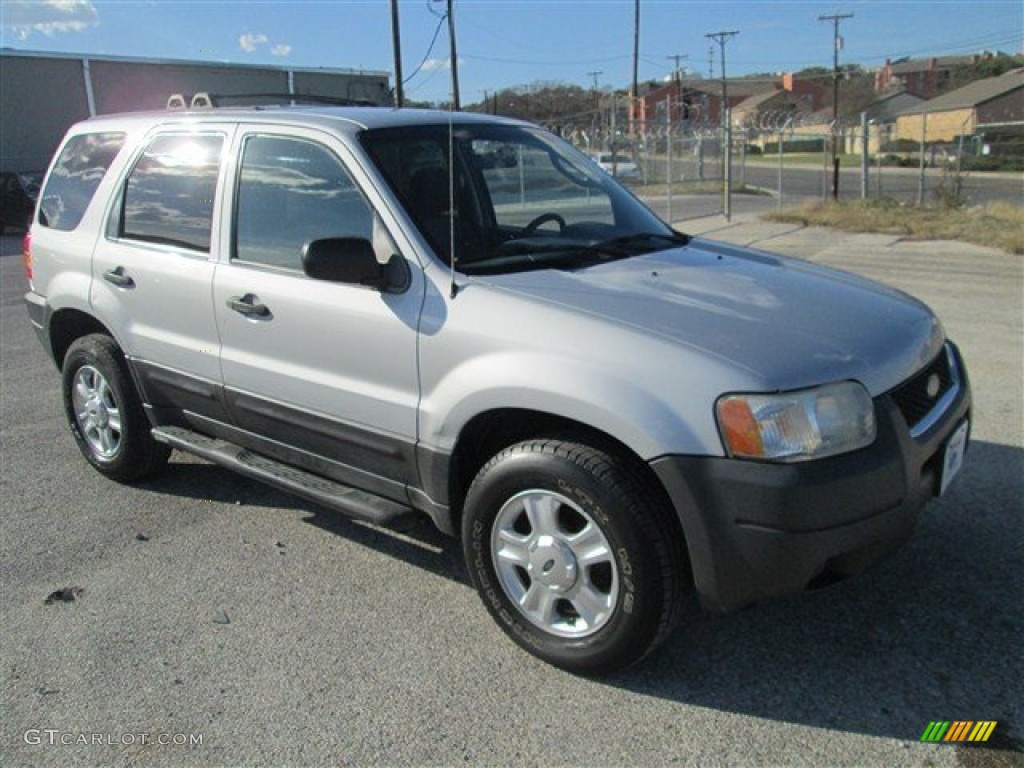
(521, 212), (566, 236)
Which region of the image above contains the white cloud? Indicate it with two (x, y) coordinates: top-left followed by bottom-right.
(422, 58), (466, 72)
(239, 32), (268, 53)
(2, 0), (98, 39)
(270, 44), (291, 57)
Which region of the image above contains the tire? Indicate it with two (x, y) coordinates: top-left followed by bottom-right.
(462, 439), (686, 674)
(61, 334), (170, 482)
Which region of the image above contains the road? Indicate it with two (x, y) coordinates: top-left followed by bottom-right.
(737, 161), (1023, 207)
(629, 159), (1021, 218)
(1, 229), (1021, 767)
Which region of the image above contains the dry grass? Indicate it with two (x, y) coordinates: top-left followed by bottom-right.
(765, 200), (1024, 254)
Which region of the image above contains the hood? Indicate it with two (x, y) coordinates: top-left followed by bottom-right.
(473, 237), (943, 395)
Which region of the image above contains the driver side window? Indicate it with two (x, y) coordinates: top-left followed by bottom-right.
(234, 135), (377, 270)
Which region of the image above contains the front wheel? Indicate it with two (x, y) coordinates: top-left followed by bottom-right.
(462, 440), (686, 674)
(62, 334), (170, 482)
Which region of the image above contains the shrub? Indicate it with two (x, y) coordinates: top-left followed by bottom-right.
(881, 139), (920, 153)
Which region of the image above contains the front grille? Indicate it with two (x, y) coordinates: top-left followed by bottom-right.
(890, 345), (957, 434)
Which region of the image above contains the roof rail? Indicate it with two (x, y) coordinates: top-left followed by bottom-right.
(190, 92), (214, 109)
(167, 93), (187, 110)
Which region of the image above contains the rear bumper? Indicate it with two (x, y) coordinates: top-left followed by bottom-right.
(651, 346), (971, 612)
(24, 291), (50, 357)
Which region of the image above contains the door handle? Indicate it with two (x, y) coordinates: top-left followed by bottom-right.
(103, 266), (135, 288)
(227, 293), (272, 319)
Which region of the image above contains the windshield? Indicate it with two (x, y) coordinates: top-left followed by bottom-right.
(361, 123), (684, 274)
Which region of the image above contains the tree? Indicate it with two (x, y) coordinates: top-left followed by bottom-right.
(944, 54), (1024, 93)
(465, 82), (596, 125)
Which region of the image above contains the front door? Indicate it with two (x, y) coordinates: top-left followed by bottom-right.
(212, 128), (423, 501)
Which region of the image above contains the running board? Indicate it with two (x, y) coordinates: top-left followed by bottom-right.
(151, 426), (418, 529)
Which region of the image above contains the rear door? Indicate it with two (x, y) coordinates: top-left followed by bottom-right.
(91, 126), (235, 421)
(212, 127), (423, 501)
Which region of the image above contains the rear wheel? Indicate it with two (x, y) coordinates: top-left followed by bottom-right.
(462, 439), (686, 674)
(62, 334), (170, 481)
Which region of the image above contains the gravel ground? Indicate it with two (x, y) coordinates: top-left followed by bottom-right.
(2, 225), (1020, 767)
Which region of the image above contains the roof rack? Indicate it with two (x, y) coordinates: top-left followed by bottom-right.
(165, 91), (380, 111)
(165, 92), (215, 110)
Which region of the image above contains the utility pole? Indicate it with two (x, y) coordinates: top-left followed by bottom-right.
(705, 30), (738, 220)
(446, 0), (460, 110)
(587, 70), (604, 107)
(666, 54), (687, 121)
(390, 0), (403, 107)
(819, 10), (853, 200)
(587, 70), (603, 135)
(705, 31), (737, 125)
(630, 0), (640, 135)
(666, 53), (688, 77)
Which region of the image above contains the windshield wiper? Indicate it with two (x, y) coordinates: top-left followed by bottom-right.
(593, 231), (691, 251)
(459, 231), (691, 275)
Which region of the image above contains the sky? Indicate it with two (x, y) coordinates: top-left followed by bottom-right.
(2, 0), (1022, 104)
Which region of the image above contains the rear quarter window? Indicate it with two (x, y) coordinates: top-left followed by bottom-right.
(38, 132), (126, 231)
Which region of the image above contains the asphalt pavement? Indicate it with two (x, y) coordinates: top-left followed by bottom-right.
(1, 220), (1021, 767)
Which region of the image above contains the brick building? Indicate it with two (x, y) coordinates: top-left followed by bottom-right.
(875, 54), (996, 99)
(634, 73), (825, 130)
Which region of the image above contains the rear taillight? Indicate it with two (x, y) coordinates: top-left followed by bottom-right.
(23, 230), (33, 284)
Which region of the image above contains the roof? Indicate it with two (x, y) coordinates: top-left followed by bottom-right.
(732, 91), (783, 112)
(900, 68), (1024, 114)
(72, 105), (530, 134)
(889, 55), (980, 75)
(867, 91), (925, 122)
(677, 77), (778, 100)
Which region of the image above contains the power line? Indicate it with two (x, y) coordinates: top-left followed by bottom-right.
(403, 12), (446, 85)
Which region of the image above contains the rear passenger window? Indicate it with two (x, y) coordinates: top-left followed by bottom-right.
(121, 134), (223, 252)
(234, 135), (373, 269)
(39, 132), (125, 231)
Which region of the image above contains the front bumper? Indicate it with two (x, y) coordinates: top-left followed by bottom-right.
(651, 344), (972, 612)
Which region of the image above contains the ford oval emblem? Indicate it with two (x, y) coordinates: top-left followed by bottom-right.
(926, 373), (941, 399)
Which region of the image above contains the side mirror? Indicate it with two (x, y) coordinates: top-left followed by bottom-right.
(301, 237), (409, 293)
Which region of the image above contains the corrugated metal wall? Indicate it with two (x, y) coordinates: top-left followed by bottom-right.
(0, 52), (390, 172)
(1, 56), (92, 172)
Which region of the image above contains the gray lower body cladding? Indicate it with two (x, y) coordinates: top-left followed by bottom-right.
(651, 373), (972, 612)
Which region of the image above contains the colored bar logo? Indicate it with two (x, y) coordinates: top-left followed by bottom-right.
(921, 721), (997, 743)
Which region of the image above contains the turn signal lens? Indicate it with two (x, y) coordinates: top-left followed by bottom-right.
(717, 398), (764, 457)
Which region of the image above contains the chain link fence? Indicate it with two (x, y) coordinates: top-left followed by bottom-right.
(553, 110), (1001, 222)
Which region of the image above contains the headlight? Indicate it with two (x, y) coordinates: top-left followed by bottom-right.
(716, 381), (876, 462)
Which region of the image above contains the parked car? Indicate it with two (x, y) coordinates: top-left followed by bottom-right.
(24, 107), (970, 674)
(1, 171), (41, 233)
(592, 151), (641, 181)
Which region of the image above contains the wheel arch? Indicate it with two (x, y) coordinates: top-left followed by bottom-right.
(48, 308), (116, 370)
(446, 407), (688, 564)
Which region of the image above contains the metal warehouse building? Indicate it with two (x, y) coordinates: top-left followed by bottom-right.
(0, 49), (391, 172)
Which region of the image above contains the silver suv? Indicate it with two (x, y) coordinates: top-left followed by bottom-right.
(24, 107), (971, 674)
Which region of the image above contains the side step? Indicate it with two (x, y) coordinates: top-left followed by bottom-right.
(151, 426), (419, 529)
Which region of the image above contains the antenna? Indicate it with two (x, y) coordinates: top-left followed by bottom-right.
(447, 86), (458, 299)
